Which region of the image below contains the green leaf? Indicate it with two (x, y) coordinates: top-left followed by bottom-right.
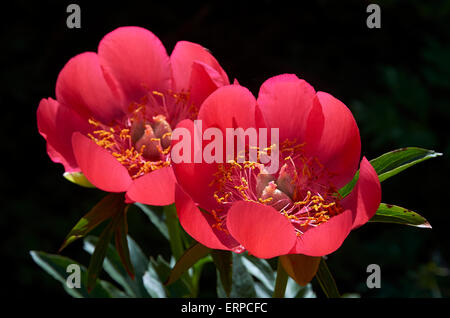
(86, 221), (116, 292)
(63, 171), (96, 188)
(164, 204), (185, 260)
(191, 254), (213, 297)
(165, 242), (211, 286)
(241, 254), (275, 291)
(211, 250), (233, 297)
(59, 193), (125, 252)
(285, 280), (316, 298)
(150, 255), (191, 297)
(370, 203), (431, 228)
(315, 258), (340, 298)
(142, 263), (167, 298)
(84, 235), (150, 297)
(114, 208), (135, 279)
(339, 147), (442, 197)
(134, 203), (169, 240)
(217, 253), (256, 298)
(30, 251), (126, 298)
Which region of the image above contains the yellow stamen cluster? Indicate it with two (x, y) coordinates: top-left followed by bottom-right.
(87, 117), (170, 179)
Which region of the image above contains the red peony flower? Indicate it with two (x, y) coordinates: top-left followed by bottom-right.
(172, 74), (381, 258)
(37, 26), (229, 205)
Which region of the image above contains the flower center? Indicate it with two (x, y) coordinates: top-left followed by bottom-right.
(209, 139), (343, 236)
(87, 90), (197, 179)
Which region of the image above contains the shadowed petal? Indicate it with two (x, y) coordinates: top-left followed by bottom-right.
(126, 166), (176, 206)
(55, 52), (124, 124)
(257, 74), (317, 143)
(37, 98), (91, 172)
(308, 92), (361, 188)
(289, 209), (354, 257)
(175, 185), (240, 251)
(98, 26), (171, 105)
(170, 41), (229, 93)
(72, 132), (132, 192)
(341, 157), (381, 229)
(226, 201), (297, 259)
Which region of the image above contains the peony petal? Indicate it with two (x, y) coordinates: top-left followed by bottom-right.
(175, 185), (240, 251)
(171, 119), (221, 212)
(98, 26), (171, 105)
(72, 132), (132, 192)
(290, 209), (354, 257)
(256, 74), (317, 144)
(226, 201), (297, 259)
(37, 98), (91, 172)
(170, 41), (229, 93)
(188, 61), (229, 111)
(126, 166), (176, 206)
(341, 157), (382, 229)
(198, 84), (257, 132)
(55, 52), (124, 124)
(308, 92), (361, 188)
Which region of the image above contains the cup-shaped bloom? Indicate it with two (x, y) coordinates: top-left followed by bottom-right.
(172, 74), (381, 258)
(37, 26), (229, 205)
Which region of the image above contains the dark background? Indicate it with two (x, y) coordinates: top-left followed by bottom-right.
(2, 0), (449, 297)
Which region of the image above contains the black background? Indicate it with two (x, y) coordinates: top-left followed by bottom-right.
(2, 0), (450, 298)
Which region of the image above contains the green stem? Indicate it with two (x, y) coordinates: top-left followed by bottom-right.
(273, 258), (288, 298)
(164, 204), (184, 261)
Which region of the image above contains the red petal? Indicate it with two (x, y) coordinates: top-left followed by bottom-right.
(126, 166), (176, 206)
(309, 92), (361, 188)
(290, 209), (354, 256)
(37, 98), (91, 172)
(198, 85), (257, 131)
(341, 157), (382, 229)
(226, 201), (297, 259)
(170, 41), (229, 93)
(256, 74), (317, 143)
(72, 132), (132, 192)
(55, 52), (124, 124)
(98, 26), (171, 105)
(171, 119), (221, 212)
(175, 185), (239, 251)
(188, 61), (229, 111)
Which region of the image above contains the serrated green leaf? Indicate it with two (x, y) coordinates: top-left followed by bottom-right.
(370, 203), (431, 228)
(211, 250), (233, 297)
(165, 242), (211, 286)
(30, 251), (125, 298)
(315, 258), (340, 298)
(59, 193), (125, 252)
(339, 147), (442, 197)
